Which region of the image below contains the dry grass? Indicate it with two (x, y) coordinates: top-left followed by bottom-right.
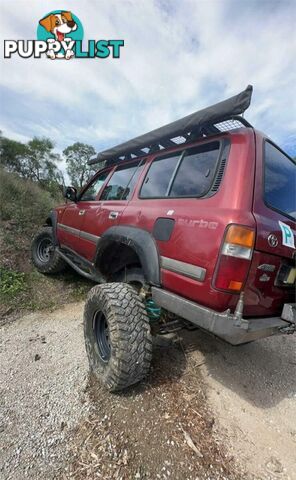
(0, 169), (93, 323)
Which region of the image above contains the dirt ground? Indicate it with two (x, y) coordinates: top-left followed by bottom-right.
(1, 302), (295, 480)
(183, 330), (296, 480)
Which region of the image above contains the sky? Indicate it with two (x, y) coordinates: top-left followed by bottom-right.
(0, 0), (296, 166)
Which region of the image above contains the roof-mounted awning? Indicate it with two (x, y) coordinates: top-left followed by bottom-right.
(89, 85), (253, 166)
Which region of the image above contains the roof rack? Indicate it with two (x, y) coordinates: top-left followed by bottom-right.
(89, 85), (253, 166)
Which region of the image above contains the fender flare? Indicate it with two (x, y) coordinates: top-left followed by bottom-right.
(44, 210), (58, 245)
(95, 225), (161, 286)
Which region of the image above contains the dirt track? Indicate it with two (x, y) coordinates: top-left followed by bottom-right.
(1, 302), (295, 479)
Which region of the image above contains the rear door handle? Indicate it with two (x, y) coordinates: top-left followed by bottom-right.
(109, 211), (119, 220)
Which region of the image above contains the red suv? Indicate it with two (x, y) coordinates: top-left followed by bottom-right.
(32, 86), (296, 391)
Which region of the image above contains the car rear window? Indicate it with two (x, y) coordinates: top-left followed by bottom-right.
(140, 141), (220, 198)
(264, 142), (296, 220)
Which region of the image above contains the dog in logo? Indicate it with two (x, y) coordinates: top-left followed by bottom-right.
(39, 11), (77, 59)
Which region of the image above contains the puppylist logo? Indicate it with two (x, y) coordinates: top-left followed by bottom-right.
(4, 10), (124, 60)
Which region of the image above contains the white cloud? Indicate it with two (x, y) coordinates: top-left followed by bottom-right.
(0, 0), (295, 156)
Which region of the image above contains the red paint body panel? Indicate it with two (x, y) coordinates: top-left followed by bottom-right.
(243, 251), (294, 317)
(119, 130), (256, 312)
(56, 203), (81, 251)
(76, 200), (127, 260)
(54, 128), (296, 318)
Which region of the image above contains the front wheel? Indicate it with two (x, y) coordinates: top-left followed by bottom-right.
(31, 226), (66, 274)
(84, 283), (153, 392)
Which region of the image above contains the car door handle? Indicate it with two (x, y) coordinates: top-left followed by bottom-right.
(109, 211), (119, 220)
(78, 210), (85, 216)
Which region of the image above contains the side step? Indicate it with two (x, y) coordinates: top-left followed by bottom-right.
(57, 247), (104, 283)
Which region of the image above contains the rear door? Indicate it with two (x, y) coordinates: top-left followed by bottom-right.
(78, 160), (145, 261)
(119, 139), (234, 309)
(249, 137), (296, 316)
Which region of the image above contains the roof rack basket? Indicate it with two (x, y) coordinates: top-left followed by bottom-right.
(89, 85), (253, 166)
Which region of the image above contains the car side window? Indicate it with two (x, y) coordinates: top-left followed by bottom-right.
(79, 171), (109, 201)
(169, 142), (220, 197)
(140, 141), (220, 198)
(100, 161), (143, 201)
(140, 154), (181, 197)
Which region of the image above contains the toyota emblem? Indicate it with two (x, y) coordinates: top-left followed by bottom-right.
(268, 234), (278, 248)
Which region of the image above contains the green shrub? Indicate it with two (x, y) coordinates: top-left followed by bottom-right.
(0, 267), (26, 298)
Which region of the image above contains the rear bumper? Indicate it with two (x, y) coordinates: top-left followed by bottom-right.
(151, 287), (296, 345)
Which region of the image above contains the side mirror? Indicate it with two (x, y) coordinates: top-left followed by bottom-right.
(64, 186), (77, 202)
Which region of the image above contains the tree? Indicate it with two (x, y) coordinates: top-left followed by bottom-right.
(63, 142), (96, 189)
(23, 137), (65, 197)
(22, 137), (61, 184)
(0, 133), (27, 173)
(0, 133), (64, 197)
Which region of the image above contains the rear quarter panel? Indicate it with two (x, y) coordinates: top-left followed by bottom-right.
(120, 130), (256, 312)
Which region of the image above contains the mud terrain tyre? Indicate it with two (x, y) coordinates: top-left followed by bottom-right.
(31, 226), (66, 274)
(84, 283), (153, 392)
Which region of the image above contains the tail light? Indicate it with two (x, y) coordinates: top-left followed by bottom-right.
(213, 225), (255, 293)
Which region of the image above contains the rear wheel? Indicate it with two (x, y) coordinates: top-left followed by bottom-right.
(31, 226), (66, 274)
(84, 283), (152, 391)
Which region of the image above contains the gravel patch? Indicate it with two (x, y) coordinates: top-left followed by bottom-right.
(2, 300), (294, 479)
(0, 302), (241, 480)
(0, 302), (89, 480)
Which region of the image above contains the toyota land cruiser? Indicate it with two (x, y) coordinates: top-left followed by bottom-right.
(32, 85), (296, 391)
